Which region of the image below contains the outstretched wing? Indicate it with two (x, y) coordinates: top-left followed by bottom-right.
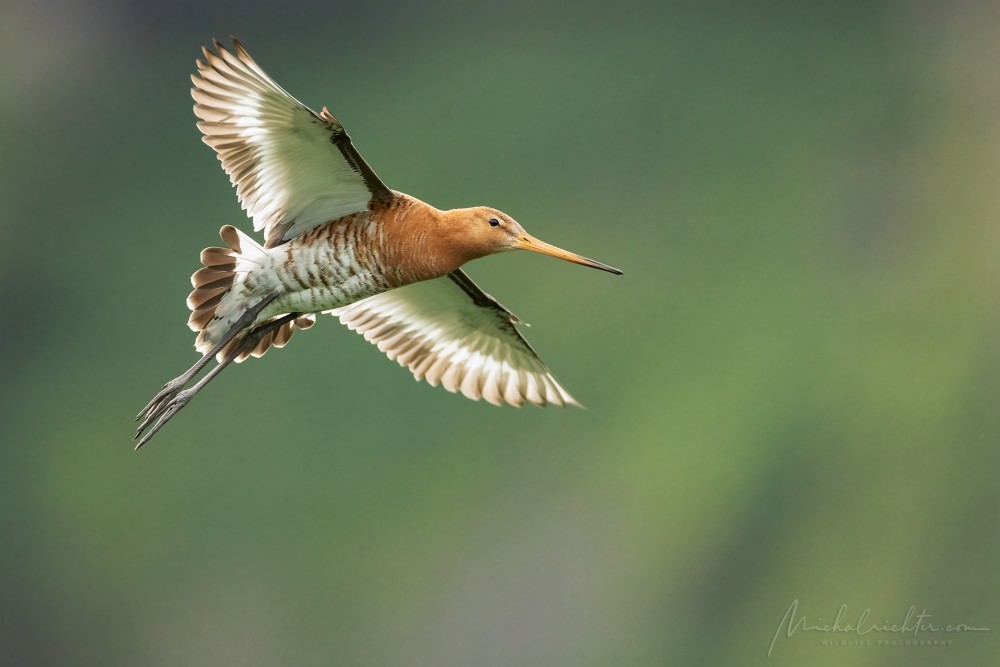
(192, 39), (392, 247)
(329, 270), (582, 407)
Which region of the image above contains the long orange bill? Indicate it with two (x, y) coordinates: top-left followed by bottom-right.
(518, 234), (623, 275)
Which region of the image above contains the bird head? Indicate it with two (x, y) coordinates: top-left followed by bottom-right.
(439, 206), (623, 275)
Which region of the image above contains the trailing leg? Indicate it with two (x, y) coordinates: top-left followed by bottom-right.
(134, 311), (301, 448)
(137, 225), (275, 425)
(135, 293), (278, 425)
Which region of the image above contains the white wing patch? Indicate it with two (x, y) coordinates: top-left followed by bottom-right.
(192, 40), (384, 246)
(329, 273), (581, 407)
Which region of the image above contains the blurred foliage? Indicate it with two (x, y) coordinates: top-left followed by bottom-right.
(1, 1), (998, 665)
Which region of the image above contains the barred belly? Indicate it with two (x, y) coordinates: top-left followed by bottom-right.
(261, 215), (393, 319)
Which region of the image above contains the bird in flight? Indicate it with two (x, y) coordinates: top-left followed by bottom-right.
(135, 39), (622, 448)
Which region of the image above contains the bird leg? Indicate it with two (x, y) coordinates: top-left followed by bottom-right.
(134, 296), (281, 443)
(134, 311), (302, 449)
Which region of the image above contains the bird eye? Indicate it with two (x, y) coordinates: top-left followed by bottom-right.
(489, 218), (500, 227)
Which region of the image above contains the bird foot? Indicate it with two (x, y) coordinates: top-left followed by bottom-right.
(135, 376), (190, 423)
(134, 387), (196, 450)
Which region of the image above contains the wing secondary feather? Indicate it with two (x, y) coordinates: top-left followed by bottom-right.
(192, 39), (391, 247)
(329, 270), (581, 407)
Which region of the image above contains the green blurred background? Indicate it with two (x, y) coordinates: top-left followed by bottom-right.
(2, 0), (997, 665)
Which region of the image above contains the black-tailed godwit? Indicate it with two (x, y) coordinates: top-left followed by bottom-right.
(135, 39), (622, 448)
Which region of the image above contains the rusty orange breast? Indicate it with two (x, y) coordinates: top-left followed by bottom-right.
(371, 193), (470, 287)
